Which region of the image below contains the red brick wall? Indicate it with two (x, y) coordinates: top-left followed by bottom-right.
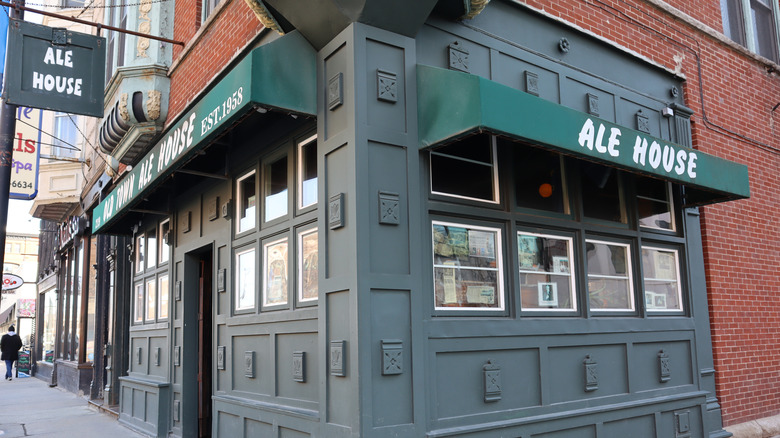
(524, 0), (780, 426)
(169, 0), (264, 121)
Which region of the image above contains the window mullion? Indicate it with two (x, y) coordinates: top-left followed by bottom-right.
(742, 0), (758, 53)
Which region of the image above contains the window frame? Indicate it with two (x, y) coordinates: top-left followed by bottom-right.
(517, 230), (578, 313)
(721, 0), (780, 62)
(159, 219), (171, 264)
(133, 282), (144, 323)
(585, 238), (636, 313)
(262, 236), (290, 310)
(297, 134), (318, 211)
(262, 149), (292, 225)
(144, 278), (156, 322)
(430, 135), (500, 205)
(157, 274), (170, 320)
(297, 226), (319, 305)
(236, 169), (258, 235)
(637, 179), (676, 232)
(431, 220), (506, 313)
(135, 233), (145, 273)
(641, 245), (684, 314)
(234, 245), (257, 312)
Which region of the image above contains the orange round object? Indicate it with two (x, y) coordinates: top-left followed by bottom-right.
(539, 183), (553, 198)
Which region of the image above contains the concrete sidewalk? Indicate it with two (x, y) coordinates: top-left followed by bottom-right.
(0, 374), (147, 438)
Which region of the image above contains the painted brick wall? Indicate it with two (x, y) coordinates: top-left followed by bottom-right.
(162, 0), (780, 427)
(524, 0), (780, 426)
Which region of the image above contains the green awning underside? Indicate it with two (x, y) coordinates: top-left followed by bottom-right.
(92, 31), (316, 233)
(417, 65), (750, 207)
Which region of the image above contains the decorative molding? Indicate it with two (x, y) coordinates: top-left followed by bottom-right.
(659, 349), (671, 383)
(173, 345), (181, 367)
(377, 69), (397, 103)
(558, 37), (571, 53)
(636, 110), (650, 134)
(524, 71), (539, 96)
(329, 193), (344, 230)
(136, 0), (152, 58)
(328, 73), (343, 111)
(136, 347), (143, 365)
(330, 340), (346, 377)
(147, 90), (161, 120)
(173, 400), (180, 422)
(245, 351), (255, 378)
(378, 191), (400, 225)
(118, 93), (130, 122)
(175, 281), (182, 301)
(153, 347), (160, 366)
(461, 0), (490, 20)
(675, 410), (691, 437)
(483, 360), (501, 402)
(293, 351), (305, 382)
(587, 93), (599, 117)
(180, 211), (191, 233)
(584, 354), (598, 392)
(244, 0), (285, 35)
(217, 269), (226, 293)
(448, 41), (469, 73)
(217, 346), (226, 370)
(381, 339), (403, 375)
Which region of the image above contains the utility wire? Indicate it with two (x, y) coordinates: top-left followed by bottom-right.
(22, 0), (169, 10)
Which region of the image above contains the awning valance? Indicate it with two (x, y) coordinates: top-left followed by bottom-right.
(417, 65), (750, 206)
(92, 31), (316, 233)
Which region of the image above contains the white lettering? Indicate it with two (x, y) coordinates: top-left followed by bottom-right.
(633, 136), (647, 165)
(32, 72), (44, 90)
(662, 145), (674, 172)
(64, 50), (73, 68)
(688, 152), (697, 178)
(186, 113), (196, 148)
(578, 119), (595, 150)
(595, 124), (607, 153)
(43, 47), (55, 65)
(648, 141), (662, 169)
(675, 149), (687, 175)
(44, 75), (55, 91)
(607, 128), (621, 157)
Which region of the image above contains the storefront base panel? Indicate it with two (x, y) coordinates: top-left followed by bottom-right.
(118, 376), (170, 438)
(54, 360), (92, 395)
(427, 394), (707, 438)
(34, 360), (54, 384)
(212, 396), (320, 438)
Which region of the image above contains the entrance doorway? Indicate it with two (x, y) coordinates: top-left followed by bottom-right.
(183, 246), (213, 438)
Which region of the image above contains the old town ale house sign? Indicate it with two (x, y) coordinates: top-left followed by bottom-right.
(4, 19), (105, 117)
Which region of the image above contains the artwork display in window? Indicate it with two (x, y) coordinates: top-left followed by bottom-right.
(299, 229), (318, 302)
(264, 238), (288, 306)
(586, 240), (634, 311)
(432, 222), (503, 310)
(518, 232), (576, 311)
(236, 248), (256, 310)
(642, 247), (682, 311)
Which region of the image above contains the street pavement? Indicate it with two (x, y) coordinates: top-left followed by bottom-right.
(0, 374), (147, 438)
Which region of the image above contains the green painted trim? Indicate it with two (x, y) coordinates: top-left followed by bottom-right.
(417, 65), (750, 205)
(92, 32), (316, 233)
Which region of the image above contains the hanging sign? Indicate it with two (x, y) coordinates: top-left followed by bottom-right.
(2, 273), (24, 291)
(4, 19), (105, 117)
(10, 106), (42, 200)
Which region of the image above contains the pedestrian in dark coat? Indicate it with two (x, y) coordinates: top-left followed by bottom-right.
(1, 325), (23, 381)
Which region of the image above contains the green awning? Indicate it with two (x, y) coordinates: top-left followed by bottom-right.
(417, 65), (750, 206)
(92, 31), (316, 233)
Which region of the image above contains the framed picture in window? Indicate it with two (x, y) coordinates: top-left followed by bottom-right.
(235, 247), (256, 311)
(518, 234), (539, 270)
(264, 238), (289, 307)
(538, 282), (558, 306)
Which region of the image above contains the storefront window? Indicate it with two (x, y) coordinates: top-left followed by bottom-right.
(159, 220), (170, 263)
(145, 278), (156, 321)
(263, 238), (289, 307)
(147, 229), (157, 268)
(265, 155), (288, 222)
(637, 176), (675, 231)
(134, 282), (144, 323)
(518, 232), (576, 311)
(42, 290), (57, 362)
(512, 145), (569, 214)
(581, 161), (625, 223)
(430, 134), (498, 203)
(586, 240), (634, 311)
(135, 233), (145, 273)
(237, 171), (256, 233)
(157, 275), (169, 319)
(432, 221), (503, 311)
(298, 228), (318, 302)
(73, 243), (83, 358)
(642, 247), (682, 312)
(235, 248), (256, 310)
(298, 135), (318, 209)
